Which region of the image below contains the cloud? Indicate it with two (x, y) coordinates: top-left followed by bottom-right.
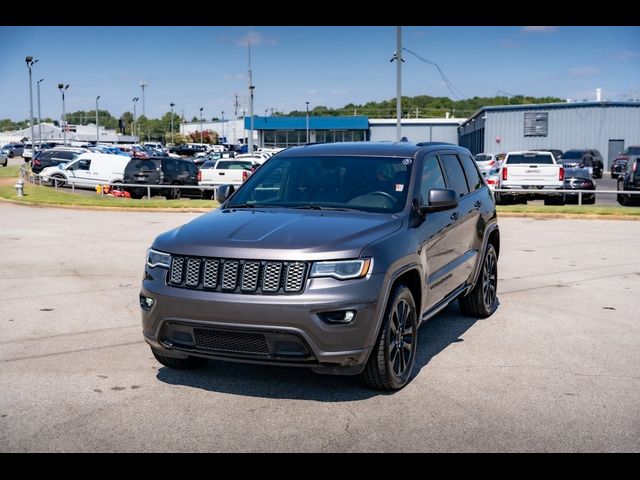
(568, 66), (601, 76)
(617, 50), (640, 60)
(236, 31), (278, 47)
(501, 39), (519, 49)
(521, 26), (558, 33)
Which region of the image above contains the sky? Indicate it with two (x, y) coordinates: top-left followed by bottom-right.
(0, 26), (639, 122)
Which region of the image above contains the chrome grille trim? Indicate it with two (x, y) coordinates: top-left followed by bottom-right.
(167, 256), (308, 295)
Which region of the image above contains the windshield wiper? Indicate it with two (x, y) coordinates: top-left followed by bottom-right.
(291, 204), (361, 212)
(292, 204), (324, 210)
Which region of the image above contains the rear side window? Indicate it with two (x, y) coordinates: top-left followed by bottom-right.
(459, 155), (483, 192)
(439, 154), (469, 197)
(125, 159), (161, 174)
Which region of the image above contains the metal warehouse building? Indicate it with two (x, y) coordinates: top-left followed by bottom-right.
(369, 118), (464, 143)
(459, 101), (640, 169)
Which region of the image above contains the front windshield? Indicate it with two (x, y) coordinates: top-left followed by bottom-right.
(227, 155), (414, 213)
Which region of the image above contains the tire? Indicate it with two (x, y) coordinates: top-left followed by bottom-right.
(361, 283), (417, 391)
(152, 350), (207, 370)
(166, 186), (182, 200)
(50, 174), (66, 187)
(459, 243), (498, 318)
(129, 191), (143, 200)
(202, 190), (214, 200)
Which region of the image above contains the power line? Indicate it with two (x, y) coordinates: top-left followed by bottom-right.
(402, 47), (468, 100)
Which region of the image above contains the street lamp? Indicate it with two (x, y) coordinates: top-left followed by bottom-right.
(37, 78), (44, 149)
(26, 56), (38, 152)
(221, 111), (225, 144)
(170, 102), (175, 146)
(199, 107), (204, 143)
(58, 83), (69, 146)
(132, 97), (139, 140)
(96, 96), (101, 145)
(305, 101), (310, 144)
(140, 81), (147, 117)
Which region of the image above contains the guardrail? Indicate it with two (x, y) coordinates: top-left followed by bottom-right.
(492, 187), (640, 205)
(18, 165), (640, 205)
(20, 164), (220, 200)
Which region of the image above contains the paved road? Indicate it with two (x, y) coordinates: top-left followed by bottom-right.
(1, 203), (639, 452)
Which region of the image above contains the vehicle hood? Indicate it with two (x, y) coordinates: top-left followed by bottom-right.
(153, 208), (403, 261)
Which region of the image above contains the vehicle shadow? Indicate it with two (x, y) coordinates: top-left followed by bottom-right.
(155, 301), (492, 401)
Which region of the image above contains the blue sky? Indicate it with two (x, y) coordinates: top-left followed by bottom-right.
(0, 26), (638, 122)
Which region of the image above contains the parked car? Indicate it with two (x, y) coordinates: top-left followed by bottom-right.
(40, 152), (131, 189)
(0, 151), (7, 167)
(611, 146), (640, 179)
(530, 149), (563, 162)
(474, 153), (500, 175)
(617, 156), (640, 206)
(561, 149), (603, 178)
(198, 158), (258, 199)
(140, 142), (500, 390)
(500, 151), (564, 205)
(31, 147), (86, 174)
(123, 157), (199, 200)
(169, 144), (207, 157)
(0, 143), (25, 158)
(563, 167), (596, 204)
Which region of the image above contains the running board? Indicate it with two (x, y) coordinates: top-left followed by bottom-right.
(419, 283), (468, 326)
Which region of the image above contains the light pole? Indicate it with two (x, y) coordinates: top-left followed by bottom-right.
(132, 97), (139, 140)
(248, 39), (255, 154)
(305, 101), (310, 144)
(199, 107), (204, 143)
(26, 56), (38, 151)
(140, 81), (147, 117)
(95, 96), (100, 145)
(170, 102), (175, 146)
(221, 111), (225, 144)
(58, 83), (69, 146)
(37, 78), (44, 149)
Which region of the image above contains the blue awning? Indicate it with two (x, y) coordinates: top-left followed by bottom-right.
(244, 116), (369, 130)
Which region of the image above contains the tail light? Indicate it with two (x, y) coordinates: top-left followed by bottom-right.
(488, 160), (495, 167)
(242, 170), (248, 182)
(502, 167), (508, 181)
(559, 167), (564, 181)
(197, 170), (202, 182)
(634, 162), (637, 172)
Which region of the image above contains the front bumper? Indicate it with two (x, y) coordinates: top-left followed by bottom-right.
(140, 268), (386, 375)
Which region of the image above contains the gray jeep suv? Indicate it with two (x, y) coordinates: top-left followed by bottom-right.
(141, 142), (500, 390)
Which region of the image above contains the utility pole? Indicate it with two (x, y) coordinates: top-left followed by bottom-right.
(234, 92), (239, 146)
(140, 81), (147, 117)
(26, 57), (38, 150)
(395, 27), (403, 141)
(248, 39), (255, 154)
(170, 102), (175, 146)
(37, 78), (44, 148)
(96, 95), (100, 144)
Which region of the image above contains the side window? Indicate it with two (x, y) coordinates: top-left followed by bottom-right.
(186, 162), (197, 176)
(459, 154), (483, 192)
(439, 154), (470, 197)
(419, 155), (446, 203)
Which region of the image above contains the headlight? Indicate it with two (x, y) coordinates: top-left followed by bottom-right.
(310, 258), (373, 280)
(146, 248), (171, 269)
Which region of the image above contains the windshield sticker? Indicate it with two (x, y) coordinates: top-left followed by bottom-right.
(395, 184), (404, 192)
(402, 158), (412, 165)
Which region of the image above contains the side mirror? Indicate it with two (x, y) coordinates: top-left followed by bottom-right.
(217, 184), (235, 204)
(419, 188), (458, 215)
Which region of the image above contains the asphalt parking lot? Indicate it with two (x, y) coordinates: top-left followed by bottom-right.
(0, 203), (639, 452)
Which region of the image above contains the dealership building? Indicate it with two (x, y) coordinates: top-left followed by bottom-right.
(459, 101), (640, 169)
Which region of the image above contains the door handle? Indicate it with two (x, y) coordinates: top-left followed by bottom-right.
(474, 200), (482, 208)
(450, 212), (459, 220)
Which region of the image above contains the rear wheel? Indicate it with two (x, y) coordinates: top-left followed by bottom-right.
(152, 350), (207, 370)
(166, 186), (182, 200)
(459, 243), (498, 318)
(50, 174), (66, 187)
(361, 284), (417, 391)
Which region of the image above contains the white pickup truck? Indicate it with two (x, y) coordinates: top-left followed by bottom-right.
(198, 158), (257, 199)
(498, 151), (565, 205)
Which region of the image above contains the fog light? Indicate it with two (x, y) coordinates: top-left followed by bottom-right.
(319, 310), (356, 324)
(139, 294), (155, 310)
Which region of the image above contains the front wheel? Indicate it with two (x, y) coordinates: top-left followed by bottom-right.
(165, 186), (182, 200)
(459, 243), (498, 317)
(361, 284), (417, 391)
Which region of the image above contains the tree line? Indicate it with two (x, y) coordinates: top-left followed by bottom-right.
(1, 94), (563, 139)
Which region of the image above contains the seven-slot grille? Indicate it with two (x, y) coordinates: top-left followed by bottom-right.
(168, 255), (308, 294)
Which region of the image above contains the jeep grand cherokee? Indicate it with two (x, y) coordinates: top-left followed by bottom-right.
(140, 142), (500, 390)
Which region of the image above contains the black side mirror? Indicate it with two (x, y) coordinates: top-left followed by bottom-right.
(419, 188), (458, 215)
(217, 184), (235, 204)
